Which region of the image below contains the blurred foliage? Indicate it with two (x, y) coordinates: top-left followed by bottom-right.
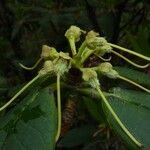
(0, 0), (150, 149)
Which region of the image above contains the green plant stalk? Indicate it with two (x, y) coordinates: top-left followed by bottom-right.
(109, 43), (150, 61)
(94, 53), (111, 61)
(96, 85), (143, 148)
(81, 49), (94, 64)
(77, 41), (86, 57)
(69, 37), (77, 56)
(111, 50), (149, 68)
(0, 74), (40, 112)
(55, 74), (61, 142)
(19, 57), (43, 70)
(118, 75), (150, 93)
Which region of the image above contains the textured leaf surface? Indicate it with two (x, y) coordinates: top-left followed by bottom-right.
(114, 66), (150, 86)
(103, 88), (150, 150)
(0, 87), (57, 150)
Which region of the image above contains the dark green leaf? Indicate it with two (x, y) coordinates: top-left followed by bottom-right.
(126, 27), (150, 56)
(0, 87), (57, 150)
(114, 66), (150, 87)
(103, 88), (150, 150)
(83, 96), (104, 123)
(57, 125), (96, 148)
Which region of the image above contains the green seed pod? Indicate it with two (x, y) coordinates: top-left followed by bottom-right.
(65, 25), (85, 42)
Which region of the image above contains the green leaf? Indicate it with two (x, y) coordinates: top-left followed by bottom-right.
(0, 87), (57, 150)
(103, 88), (150, 150)
(57, 125), (96, 148)
(83, 96), (104, 123)
(126, 27), (150, 56)
(114, 66), (150, 87)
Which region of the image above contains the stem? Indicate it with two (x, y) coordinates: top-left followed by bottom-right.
(94, 53), (112, 61)
(0, 75), (40, 112)
(108, 43), (150, 61)
(111, 50), (149, 68)
(19, 57), (43, 70)
(96, 86), (143, 148)
(69, 37), (77, 56)
(118, 75), (150, 93)
(81, 48), (94, 64)
(55, 74), (61, 142)
(77, 41), (86, 56)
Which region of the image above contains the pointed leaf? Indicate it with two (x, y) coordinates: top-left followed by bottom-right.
(0, 87), (57, 150)
(103, 88), (150, 150)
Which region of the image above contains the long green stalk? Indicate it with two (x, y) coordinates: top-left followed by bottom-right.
(0, 74), (40, 112)
(69, 38), (77, 56)
(55, 74), (61, 142)
(109, 43), (150, 61)
(81, 49), (94, 64)
(19, 57), (43, 70)
(77, 41), (86, 56)
(94, 53), (111, 61)
(96, 86), (143, 148)
(111, 50), (149, 68)
(118, 75), (150, 93)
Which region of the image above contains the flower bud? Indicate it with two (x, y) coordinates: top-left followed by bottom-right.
(86, 36), (107, 49)
(41, 45), (59, 60)
(54, 59), (69, 76)
(38, 60), (54, 75)
(41, 45), (51, 58)
(65, 25), (85, 42)
(95, 45), (112, 56)
(97, 62), (118, 79)
(86, 31), (99, 39)
(59, 52), (71, 60)
(98, 62), (113, 73)
(43, 60), (54, 72)
(106, 70), (118, 79)
(81, 68), (100, 88)
(82, 68), (97, 81)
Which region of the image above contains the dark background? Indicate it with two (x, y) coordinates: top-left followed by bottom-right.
(0, 0), (150, 85)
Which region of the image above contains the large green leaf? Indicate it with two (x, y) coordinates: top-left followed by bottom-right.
(114, 66), (150, 87)
(83, 96), (104, 123)
(0, 87), (57, 150)
(57, 125), (96, 148)
(103, 88), (150, 150)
